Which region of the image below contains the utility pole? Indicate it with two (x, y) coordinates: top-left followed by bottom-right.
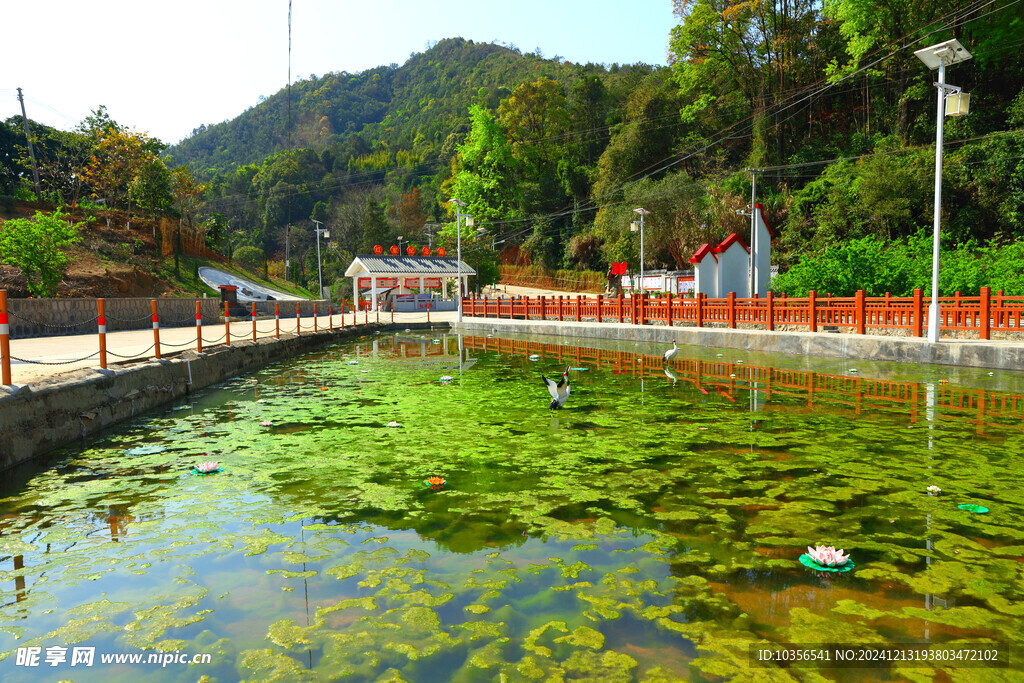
(16, 88), (42, 197)
(285, 225), (291, 282)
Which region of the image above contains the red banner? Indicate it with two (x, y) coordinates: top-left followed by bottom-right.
(404, 278), (421, 288)
(377, 278), (398, 287)
(610, 261), (628, 276)
(422, 278), (441, 288)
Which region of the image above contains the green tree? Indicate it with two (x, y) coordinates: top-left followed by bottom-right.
(0, 210), (83, 297)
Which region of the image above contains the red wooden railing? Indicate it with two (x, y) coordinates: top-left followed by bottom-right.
(461, 287), (1024, 340)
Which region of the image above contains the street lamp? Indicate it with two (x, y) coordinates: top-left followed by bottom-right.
(449, 198), (469, 321)
(914, 38), (972, 343)
(631, 208), (649, 297)
(397, 235), (405, 253)
(311, 219), (330, 299)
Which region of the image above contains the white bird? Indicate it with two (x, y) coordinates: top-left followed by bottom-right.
(664, 340), (679, 363)
(542, 366), (571, 410)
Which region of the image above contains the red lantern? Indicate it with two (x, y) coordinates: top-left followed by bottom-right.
(422, 246), (431, 257)
(437, 247), (446, 257)
(373, 245), (383, 255)
(406, 245), (416, 256)
(390, 245), (400, 255)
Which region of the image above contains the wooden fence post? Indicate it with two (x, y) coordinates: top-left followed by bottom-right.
(696, 293), (703, 328)
(766, 290), (774, 332)
(151, 300), (161, 359)
(576, 295), (582, 322)
(913, 289), (923, 337)
(665, 292), (672, 327)
(540, 295), (545, 321)
(596, 294), (604, 323)
(855, 290), (866, 334)
(808, 290), (817, 332)
(617, 292), (624, 323)
(727, 292), (736, 329)
(98, 298), (107, 368)
(980, 286), (991, 340)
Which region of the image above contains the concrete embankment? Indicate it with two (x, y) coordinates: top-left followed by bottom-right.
(0, 323), (428, 471)
(453, 317), (1024, 372)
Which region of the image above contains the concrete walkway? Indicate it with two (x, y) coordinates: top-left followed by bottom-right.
(4, 309), (456, 387)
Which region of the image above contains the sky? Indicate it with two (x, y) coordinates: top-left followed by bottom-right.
(2, 0), (676, 145)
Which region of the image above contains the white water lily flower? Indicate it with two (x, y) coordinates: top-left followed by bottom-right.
(806, 545), (850, 567)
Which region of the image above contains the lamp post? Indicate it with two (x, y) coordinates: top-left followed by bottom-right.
(311, 219), (330, 299)
(630, 208), (649, 297)
(449, 198), (469, 321)
(914, 38), (972, 343)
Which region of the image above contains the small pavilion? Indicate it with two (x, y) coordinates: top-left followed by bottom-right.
(344, 252), (476, 311)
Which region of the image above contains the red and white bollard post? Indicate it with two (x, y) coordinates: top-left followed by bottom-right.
(296, 302), (301, 336)
(151, 300), (161, 359)
(1, 291), (12, 385)
(98, 298), (107, 369)
(329, 304), (333, 331)
(224, 301), (231, 346)
(195, 301), (203, 353)
(252, 302), (257, 342)
(314, 304), (318, 333)
(275, 302), (280, 339)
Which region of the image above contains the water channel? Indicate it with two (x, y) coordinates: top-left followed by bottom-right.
(2, 331), (1022, 681)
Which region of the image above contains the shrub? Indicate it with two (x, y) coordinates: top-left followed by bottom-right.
(0, 209), (83, 297)
(233, 246), (264, 273)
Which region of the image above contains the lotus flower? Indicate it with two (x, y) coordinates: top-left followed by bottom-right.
(195, 461), (220, 474)
(927, 485), (941, 495)
(260, 420), (273, 427)
(386, 421), (402, 428)
(439, 375), (454, 383)
(806, 545), (850, 567)
(426, 476), (446, 487)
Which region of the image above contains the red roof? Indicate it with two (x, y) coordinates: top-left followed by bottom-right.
(753, 203), (777, 238)
(689, 243), (717, 264)
(714, 233), (749, 254)
(218, 285), (239, 291)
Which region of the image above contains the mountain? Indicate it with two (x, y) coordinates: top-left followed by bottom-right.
(167, 38), (653, 177)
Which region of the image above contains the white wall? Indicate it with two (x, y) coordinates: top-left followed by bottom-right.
(717, 243), (749, 297)
(693, 259), (717, 298)
(754, 207), (772, 296)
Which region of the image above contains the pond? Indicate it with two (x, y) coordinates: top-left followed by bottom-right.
(2, 331), (1023, 681)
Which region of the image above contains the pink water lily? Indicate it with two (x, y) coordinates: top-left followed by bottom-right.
(195, 461), (220, 474)
(807, 545), (850, 567)
(260, 421), (273, 427)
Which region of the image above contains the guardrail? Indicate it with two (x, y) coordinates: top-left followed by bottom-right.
(0, 292), (369, 386)
(461, 287), (1024, 340)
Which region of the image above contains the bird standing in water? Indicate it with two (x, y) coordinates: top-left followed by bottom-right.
(542, 366), (571, 410)
(664, 340), (679, 363)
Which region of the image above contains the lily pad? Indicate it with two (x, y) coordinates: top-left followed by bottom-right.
(957, 504), (990, 514)
(123, 444), (166, 455)
(799, 554), (855, 573)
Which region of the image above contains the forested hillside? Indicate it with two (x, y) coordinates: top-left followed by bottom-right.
(5, 2), (1023, 300)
